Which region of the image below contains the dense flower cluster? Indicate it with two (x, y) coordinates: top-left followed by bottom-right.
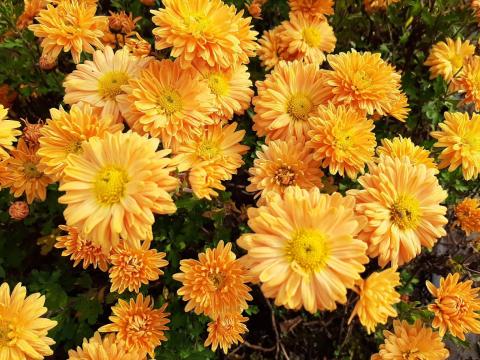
(1, 0), (480, 358)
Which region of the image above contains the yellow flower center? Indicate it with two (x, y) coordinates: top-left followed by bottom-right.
(352, 71), (372, 92)
(185, 14), (211, 35)
(94, 166), (128, 205)
(390, 194), (421, 230)
(23, 161), (42, 179)
(157, 89), (183, 116)
(450, 54), (464, 74)
(208, 73), (230, 96)
(286, 229), (330, 272)
(333, 129), (354, 154)
(65, 140), (83, 155)
(302, 27), (321, 48)
(464, 134), (480, 153)
(98, 71), (129, 100)
(286, 93), (313, 121)
(198, 140), (221, 161)
(274, 166), (296, 186)
(0, 319), (13, 346)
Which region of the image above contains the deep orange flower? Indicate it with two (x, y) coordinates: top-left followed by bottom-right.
(455, 198), (480, 235)
(204, 313), (248, 354)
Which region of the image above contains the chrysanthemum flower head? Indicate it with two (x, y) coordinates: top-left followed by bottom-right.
(109, 240), (168, 294)
(0, 105), (21, 160)
(278, 12), (336, 65)
(28, 0), (106, 63)
(426, 273), (480, 340)
(64, 46), (151, 122)
(348, 155), (448, 267)
(0, 282), (57, 359)
(257, 27), (285, 70)
(307, 104), (376, 179)
(59, 131), (178, 253)
(124, 34), (152, 58)
(371, 320), (449, 360)
(16, 0), (47, 30)
(431, 111), (480, 180)
(253, 60), (330, 142)
(238, 186), (369, 313)
(151, 0), (258, 69)
(424, 38), (475, 81)
(288, 0), (334, 19)
(247, 138), (324, 200)
(348, 268), (401, 334)
(196, 64), (253, 123)
(173, 241), (252, 318)
(455, 197), (480, 235)
(3, 138), (55, 203)
(204, 312), (248, 354)
(99, 294), (170, 357)
(321, 50), (409, 121)
(174, 122), (248, 200)
(38, 103), (123, 180)
(456, 56), (480, 111)
(55, 225), (109, 272)
(68, 332), (146, 360)
(117, 59), (216, 149)
(376, 136), (437, 171)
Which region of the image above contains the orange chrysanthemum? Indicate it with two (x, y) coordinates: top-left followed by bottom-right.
(124, 33), (151, 57)
(455, 197), (480, 235)
(376, 136), (437, 171)
(0, 105), (21, 160)
(348, 155), (448, 267)
(68, 332), (146, 360)
(173, 241), (252, 319)
(424, 38), (475, 81)
(257, 27), (284, 70)
(431, 112), (480, 180)
(38, 103), (123, 180)
(371, 320), (449, 360)
(0, 282), (57, 359)
(117, 59), (216, 149)
(59, 131), (178, 253)
(99, 294), (170, 357)
(55, 225), (109, 272)
(426, 273), (480, 340)
(253, 60), (330, 142)
(238, 187), (369, 313)
(364, 0), (401, 13)
(151, 0), (258, 69)
(16, 0), (47, 30)
(28, 0), (106, 63)
(246, 138), (323, 199)
(3, 139), (55, 203)
(348, 268), (401, 334)
(320, 50), (409, 121)
(196, 64), (254, 123)
(456, 55), (480, 111)
(307, 104), (376, 179)
(278, 13), (336, 65)
(109, 241), (168, 294)
(174, 122), (248, 200)
(204, 313), (248, 354)
(63, 46), (151, 122)
(288, 0), (334, 18)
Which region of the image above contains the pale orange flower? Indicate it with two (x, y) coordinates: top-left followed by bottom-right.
(55, 225), (109, 272)
(99, 294), (170, 357)
(455, 198), (480, 235)
(431, 112), (480, 180)
(426, 273), (480, 340)
(238, 187), (369, 313)
(371, 320), (449, 360)
(109, 241), (168, 294)
(204, 313), (248, 354)
(348, 155), (448, 267)
(307, 104), (376, 179)
(0, 282), (57, 359)
(29, 1), (106, 63)
(288, 0), (334, 18)
(246, 138), (324, 199)
(173, 241), (252, 319)
(257, 27), (284, 70)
